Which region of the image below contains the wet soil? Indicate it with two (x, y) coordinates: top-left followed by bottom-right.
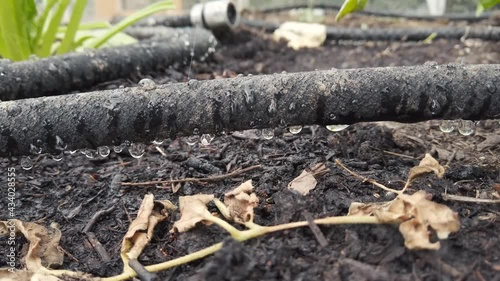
(1, 15), (499, 281)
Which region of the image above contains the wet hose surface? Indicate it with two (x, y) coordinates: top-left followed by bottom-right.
(0, 64), (498, 156)
(0, 28), (217, 101)
(241, 19), (500, 41)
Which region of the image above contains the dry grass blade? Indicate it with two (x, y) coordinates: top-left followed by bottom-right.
(121, 194), (175, 273)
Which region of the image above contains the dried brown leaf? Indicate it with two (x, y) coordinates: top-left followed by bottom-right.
(0, 220), (64, 270)
(399, 219), (440, 250)
(121, 194), (175, 263)
(224, 180), (259, 223)
(373, 191), (460, 250)
(407, 154), (445, 184)
(288, 163), (329, 196)
(347, 201), (389, 216)
(171, 194), (215, 232)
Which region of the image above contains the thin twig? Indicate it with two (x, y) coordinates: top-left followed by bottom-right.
(121, 165), (262, 187)
(441, 194), (500, 204)
(382, 150), (417, 160)
(334, 159), (401, 194)
(155, 146), (168, 157)
(82, 205), (116, 233)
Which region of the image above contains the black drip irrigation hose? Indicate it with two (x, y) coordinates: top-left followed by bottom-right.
(241, 19), (500, 41)
(0, 64), (498, 157)
(0, 28), (217, 101)
(258, 4), (494, 22)
(113, 14), (192, 28)
(124, 26), (193, 40)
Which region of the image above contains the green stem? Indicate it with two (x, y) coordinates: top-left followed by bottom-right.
(102, 243), (224, 281)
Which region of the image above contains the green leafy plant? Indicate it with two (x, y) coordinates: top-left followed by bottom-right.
(0, 0), (174, 61)
(335, 0), (368, 21)
(336, 0), (500, 21)
(476, 0), (500, 15)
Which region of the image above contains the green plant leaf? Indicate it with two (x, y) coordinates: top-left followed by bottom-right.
(37, 0), (70, 57)
(0, 0), (37, 61)
(85, 0), (174, 49)
(479, 0), (500, 9)
(57, 0), (87, 54)
(33, 0), (58, 50)
(476, 0), (500, 15)
(336, 0), (369, 21)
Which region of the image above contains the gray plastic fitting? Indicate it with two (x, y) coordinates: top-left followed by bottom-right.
(190, 0), (239, 31)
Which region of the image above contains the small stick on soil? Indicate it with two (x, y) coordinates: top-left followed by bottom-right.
(85, 232), (111, 262)
(303, 211), (328, 247)
(441, 194), (500, 204)
(129, 259), (157, 281)
(58, 246), (80, 262)
(335, 159), (401, 194)
(382, 150), (417, 160)
(121, 164), (262, 187)
(82, 205), (116, 233)
(155, 146), (168, 157)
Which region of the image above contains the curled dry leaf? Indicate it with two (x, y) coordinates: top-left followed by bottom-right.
(375, 191), (460, 250)
(0, 220), (64, 270)
(122, 194), (176, 264)
(407, 153), (445, 184)
(349, 191), (460, 250)
(223, 180), (259, 224)
(288, 163), (329, 196)
(171, 194), (215, 233)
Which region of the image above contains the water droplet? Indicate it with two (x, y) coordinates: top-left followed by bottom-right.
(200, 134), (215, 146)
(429, 99), (441, 115)
(113, 145), (123, 153)
(30, 140), (43, 155)
(193, 128), (200, 135)
(98, 146), (110, 157)
(138, 78), (156, 90)
(184, 41), (190, 46)
(281, 71), (287, 74)
(69, 149), (78, 154)
(268, 99), (277, 114)
(152, 139), (164, 145)
(326, 125), (349, 132)
(21, 156), (33, 170)
(329, 114), (337, 120)
(28, 54), (39, 61)
(237, 74), (244, 77)
(439, 120), (456, 133)
(288, 126), (303, 134)
(129, 143), (146, 158)
(188, 79), (198, 87)
(486, 82), (496, 94)
(424, 61), (439, 69)
(48, 63), (57, 72)
(51, 152), (63, 161)
(185, 135), (199, 146)
(457, 119), (475, 136)
(55, 136), (67, 150)
(82, 149), (98, 159)
(288, 102), (296, 111)
(261, 128), (274, 140)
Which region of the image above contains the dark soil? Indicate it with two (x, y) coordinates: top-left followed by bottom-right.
(1, 14), (499, 281)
